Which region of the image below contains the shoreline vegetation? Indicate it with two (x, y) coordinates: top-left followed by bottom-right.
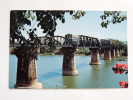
(10, 47), (91, 56)
(10, 47), (127, 61)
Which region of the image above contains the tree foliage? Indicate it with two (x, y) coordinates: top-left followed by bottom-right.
(108, 39), (127, 56)
(108, 39), (124, 45)
(10, 11), (31, 43)
(100, 11), (127, 28)
(10, 10), (85, 45)
(10, 10), (127, 47)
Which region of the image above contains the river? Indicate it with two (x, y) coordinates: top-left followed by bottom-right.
(9, 55), (128, 89)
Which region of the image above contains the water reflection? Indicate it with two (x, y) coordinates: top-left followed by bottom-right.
(104, 60), (112, 65)
(89, 65), (101, 88)
(91, 64), (100, 71)
(63, 75), (77, 88)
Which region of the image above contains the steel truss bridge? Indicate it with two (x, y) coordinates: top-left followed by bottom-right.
(10, 35), (124, 49)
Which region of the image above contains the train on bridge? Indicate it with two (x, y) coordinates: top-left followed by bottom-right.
(10, 33), (124, 49)
(36, 33), (101, 47)
(64, 33), (118, 48)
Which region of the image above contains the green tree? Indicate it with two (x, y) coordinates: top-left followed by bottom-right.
(108, 39), (127, 56)
(100, 11), (127, 28)
(10, 10), (85, 44)
(10, 10), (126, 44)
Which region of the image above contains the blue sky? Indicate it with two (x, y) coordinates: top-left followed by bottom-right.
(23, 11), (127, 41)
(54, 11), (127, 41)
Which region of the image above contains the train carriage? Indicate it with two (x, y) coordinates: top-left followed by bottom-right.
(65, 34), (80, 46)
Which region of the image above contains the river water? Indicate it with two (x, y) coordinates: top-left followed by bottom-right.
(9, 55), (128, 89)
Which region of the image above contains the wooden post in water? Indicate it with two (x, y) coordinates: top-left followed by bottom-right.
(14, 46), (42, 89)
(62, 47), (78, 76)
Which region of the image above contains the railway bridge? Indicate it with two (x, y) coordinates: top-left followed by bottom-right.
(10, 34), (125, 88)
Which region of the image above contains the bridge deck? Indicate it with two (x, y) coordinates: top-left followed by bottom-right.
(10, 44), (111, 48)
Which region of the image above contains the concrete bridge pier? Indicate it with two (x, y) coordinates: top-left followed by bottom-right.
(90, 48), (101, 65)
(62, 47), (78, 76)
(99, 48), (104, 57)
(14, 47), (42, 89)
(104, 48), (112, 60)
(115, 48), (120, 57)
(111, 48), (116, 59)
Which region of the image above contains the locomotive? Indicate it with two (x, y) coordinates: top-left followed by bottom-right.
(65, 34), (80, 46)
(65, 34), (100, 47)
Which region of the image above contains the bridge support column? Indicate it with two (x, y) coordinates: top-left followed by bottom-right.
(99, 48), (104, 57)
(14, 46), (42, 89)
(111, 49), (116, 59)
(90, 48), (101, 65)
(104, 48), (112, 60)
(115, 49), (120, 57)
(62, 47), (78, 76)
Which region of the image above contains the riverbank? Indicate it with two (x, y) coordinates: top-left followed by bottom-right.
(10, 47), (91, 56)
(10, 47), (127, 60)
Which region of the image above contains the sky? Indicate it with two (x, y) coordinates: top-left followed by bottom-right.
(22, 11), (127, 42)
